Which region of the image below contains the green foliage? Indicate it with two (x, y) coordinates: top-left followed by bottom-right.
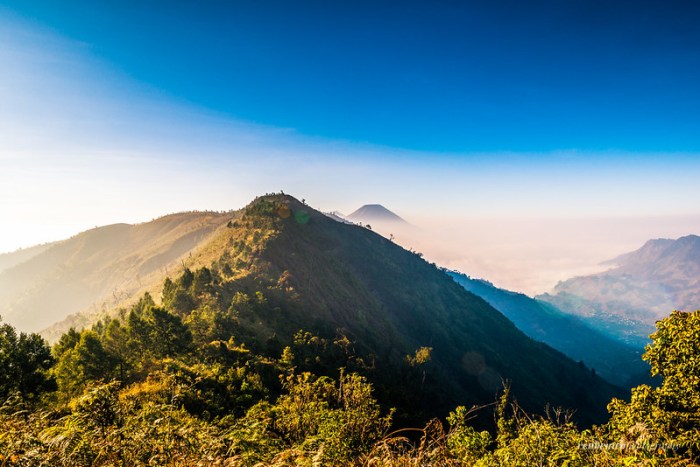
(606, 310), (700, 461)
(185, 304), (238, 347)
(0, 321), (55, 401)
(486, 403), (588, 467)
(446, 406), (492, 464)
(163, 273), (196, 314)
(146, 306), (193, 358)
(4, 308), (700, 465)
(33, 380), (227, 466)
(276, 371), (391, 459)
(228, 370), (392, 465)
(102, 319), (130, 381)
(53, 327), (81, 358)
(54, 330), (116, 399)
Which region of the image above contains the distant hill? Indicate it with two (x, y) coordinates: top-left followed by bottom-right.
(0, 243), (57, 274)
(448, 271), (648, 387)
(538, 235), (700, 346)
(347, 204), (407, 225)
(0, 212), (229, 334)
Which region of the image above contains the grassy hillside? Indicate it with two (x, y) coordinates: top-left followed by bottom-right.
(0, 242), (56, 274)
(0, 211), (229, 335)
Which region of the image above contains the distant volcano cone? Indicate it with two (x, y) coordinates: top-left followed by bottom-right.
(347, 204), (407, 224)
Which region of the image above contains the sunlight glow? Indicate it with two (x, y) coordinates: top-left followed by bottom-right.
(1, 12), (699, 295)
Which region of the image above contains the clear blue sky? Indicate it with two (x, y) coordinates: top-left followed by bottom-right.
(1, 1), (700, 293)
(3, 0), (700, 153)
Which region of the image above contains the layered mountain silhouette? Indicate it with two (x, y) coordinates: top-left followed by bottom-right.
(448, 271), (647, 387)
(0, 242), (56, 274)
(539, 235), (700, 346)
(5, 193), (620, 424)
(0, 212), (228, 334)
(322, 211), (354, 224)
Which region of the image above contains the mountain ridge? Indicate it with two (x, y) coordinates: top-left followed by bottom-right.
(150, 194), (620, 424)
(1, 194), (626, 425)
(448, 271), (647, 387)
(539, 234), (700, 345)
(0, 211), (230, 334)
(0, 242), (58, 274)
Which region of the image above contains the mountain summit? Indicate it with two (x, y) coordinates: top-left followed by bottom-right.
(347, 204), (407, 224)
(605, 235), (700, 273)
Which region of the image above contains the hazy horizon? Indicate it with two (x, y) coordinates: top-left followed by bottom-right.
(2, 1), (700, 296)
(3, 201), (700, 297)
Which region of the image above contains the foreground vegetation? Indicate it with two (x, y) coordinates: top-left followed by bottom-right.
(2, 293), (700, 465)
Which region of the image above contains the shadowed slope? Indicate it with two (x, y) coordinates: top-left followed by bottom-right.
(449, 271), (648, 387)
(185, 194), (620, 425)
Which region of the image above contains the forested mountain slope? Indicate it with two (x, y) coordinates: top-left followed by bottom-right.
(144, 194), (620, 424)
(1, 194), (620, 424)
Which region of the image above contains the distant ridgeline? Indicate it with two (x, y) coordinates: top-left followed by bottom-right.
(1, 194), (698, 465)
(0, 211), (230, 335)
(448, 271), (649, 388)
(538, 234), (700, 347)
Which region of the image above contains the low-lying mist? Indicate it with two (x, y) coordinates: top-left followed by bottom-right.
(369, 214), (700, 296)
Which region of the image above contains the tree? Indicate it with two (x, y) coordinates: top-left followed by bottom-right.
(405, 346), (433, 389)
(147, 306), (192, 358)
(54, 330), (115, 399)
(131, 292), (156, 315)
(162, 277), (196, 315)
(607, 310), (700, 459)
(192, 267), (214, 297)
(53, 327), (81, 358)
(0, 320), (55, 401)
(102, 319), (130, 382)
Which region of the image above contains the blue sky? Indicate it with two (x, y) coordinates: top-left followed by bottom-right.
(1, 1), (700, 292)
(4, 0), (700, 152)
